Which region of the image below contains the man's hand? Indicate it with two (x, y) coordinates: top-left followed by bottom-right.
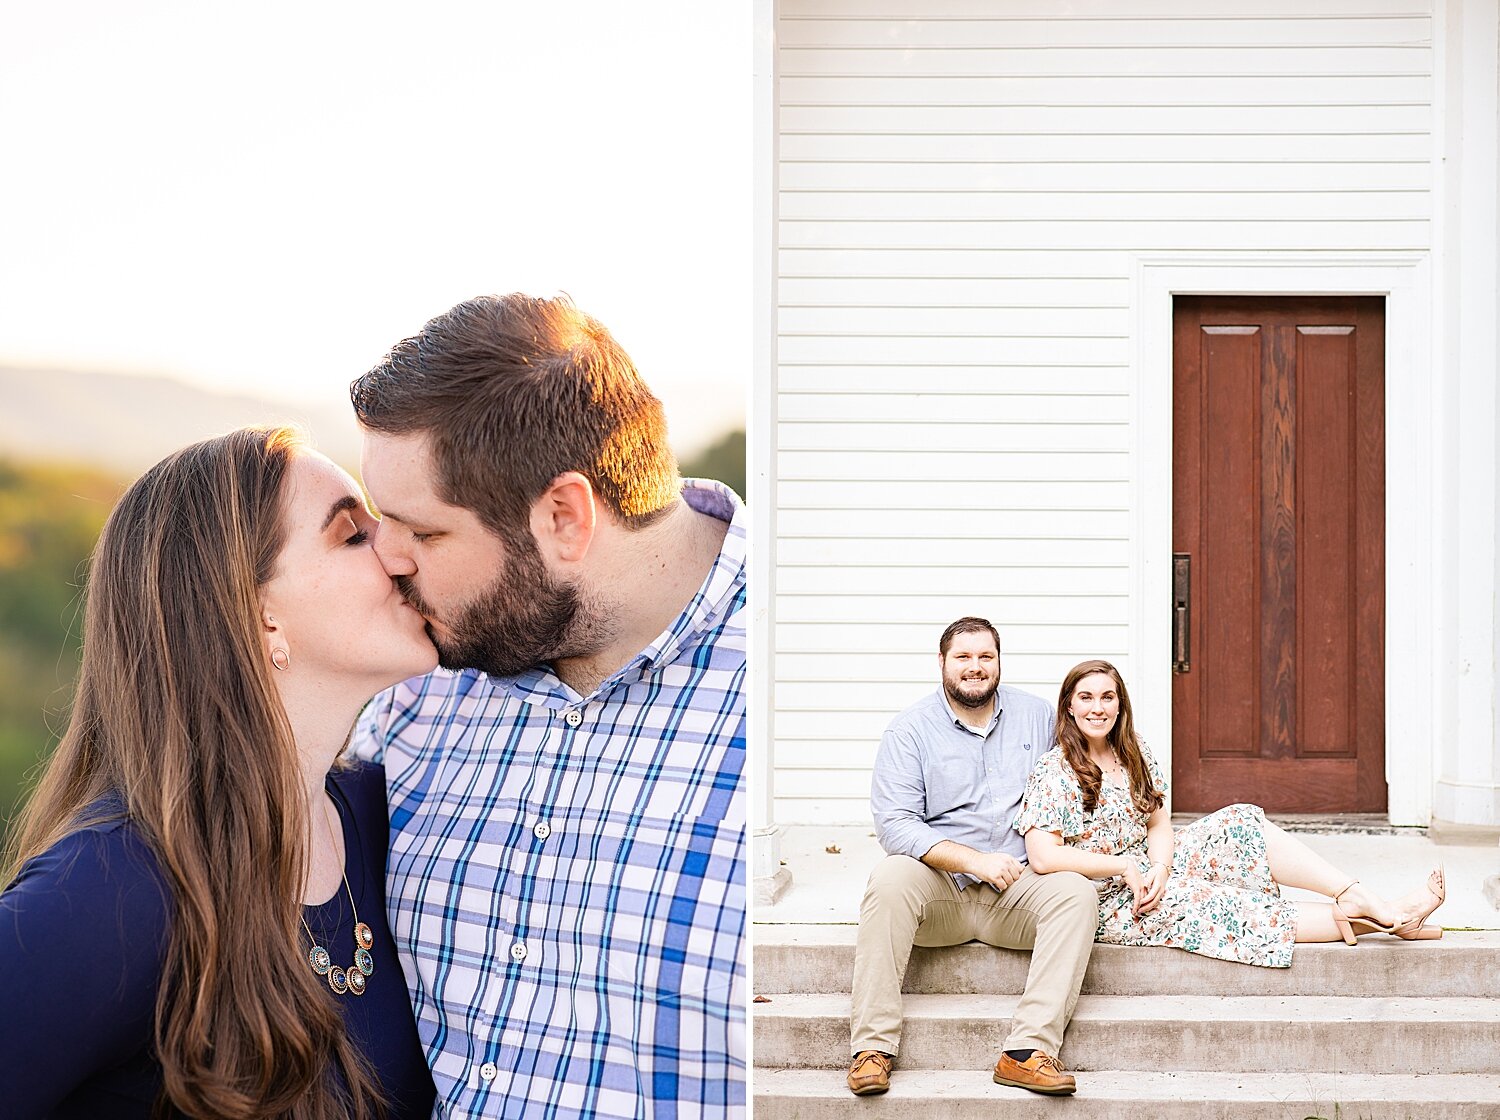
(968, 851), (1025, 892)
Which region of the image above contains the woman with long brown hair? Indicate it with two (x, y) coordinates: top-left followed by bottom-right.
(0, 427), (437, 1118)
(1013, 659), (1446, 967)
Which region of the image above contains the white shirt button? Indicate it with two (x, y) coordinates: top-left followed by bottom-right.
(533, 820), (552, 840)
(510, 941), (528, 961)
(479, 1061), (497, 1082)
(563, 709), (582, 727)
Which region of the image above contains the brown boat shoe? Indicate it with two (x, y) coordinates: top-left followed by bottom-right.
(847, 1050), (893, 1095)
(992, 1050), (1077, 1095)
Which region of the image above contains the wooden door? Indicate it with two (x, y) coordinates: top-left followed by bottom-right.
(1171, 296), (1385, 813)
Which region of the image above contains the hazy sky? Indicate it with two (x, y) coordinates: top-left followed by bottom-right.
(0, 2), (750, 455)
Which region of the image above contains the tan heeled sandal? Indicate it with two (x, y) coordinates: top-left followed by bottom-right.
(1331, 871), (1445, 943)
(1392, 867), (1445, 940)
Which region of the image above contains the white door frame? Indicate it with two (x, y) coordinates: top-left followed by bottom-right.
(1130, 254), (1432, 825)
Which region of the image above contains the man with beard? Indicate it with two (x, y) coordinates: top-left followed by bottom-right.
(348, 294), (745, 1120)
(847, 617), (1096, 1098)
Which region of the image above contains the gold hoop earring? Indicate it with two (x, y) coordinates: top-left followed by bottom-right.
(271, 648), (291, 672)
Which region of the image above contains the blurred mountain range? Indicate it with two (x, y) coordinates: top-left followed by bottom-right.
(0, 365), (363, 475)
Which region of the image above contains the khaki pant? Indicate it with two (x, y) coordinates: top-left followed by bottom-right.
(850, 855), (1097, 1058)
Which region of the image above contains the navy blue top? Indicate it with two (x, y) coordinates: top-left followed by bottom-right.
(0, 762), (435, 1119)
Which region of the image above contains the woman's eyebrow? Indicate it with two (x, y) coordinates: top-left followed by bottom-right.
(321, 495), (361, 531)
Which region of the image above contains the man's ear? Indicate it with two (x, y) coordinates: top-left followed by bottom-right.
(530, 472), (597, 564)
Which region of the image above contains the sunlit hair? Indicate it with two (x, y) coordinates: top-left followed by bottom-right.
(3, 427), (382, 1120)
(1054, 659), (1164, 818)
(938, 615), (1000, 658)
(351, 292), (680, 545)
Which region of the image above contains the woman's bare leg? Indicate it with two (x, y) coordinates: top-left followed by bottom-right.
(1293, 902), (1349, 943)
(1263, 820), (1399, 927)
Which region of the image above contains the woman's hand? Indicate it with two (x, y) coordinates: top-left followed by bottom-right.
(1136, 861), (1169, 915)
(1120, 858), (1166, 917)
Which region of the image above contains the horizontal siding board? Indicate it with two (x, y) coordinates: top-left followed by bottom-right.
(779, 367), (1129, 393)
(776, 593), (1129, 624)
(780, 190), (1430, 222)
(779, 276), (1130, 306)
(777, 420), (1129, 452)
(781, 13), (1428, 45)
(780, 103), (1433, 132)
(779, 393), (1129, 423)
(781, 46), (1429, 77)
(777, 536), (1130, 566)
(776, 770), (876, 801)
(779, 219), (1429, 250)
(780, 130), (1432, 162)
(780, 161), (1431, 191)
(777, 507), (1129, 539)
(777, 622), (1127, 653)
(777, 448), (1128, 481)
(769, 740), (882, 770)
(779, 335), (1125, 364)
(779, 248), (1134, 276)
(780, 304), (1129, 335)
(778, 479), (1132, 509)
(777, 565), (1130, 596)
(780, 74), (1430, 106)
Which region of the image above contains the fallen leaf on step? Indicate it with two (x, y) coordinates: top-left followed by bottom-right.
(753, 995), (772, 1003)
(825, 844), (842, 854)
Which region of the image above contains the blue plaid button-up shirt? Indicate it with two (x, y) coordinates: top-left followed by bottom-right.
(354, 480), (746, 1120)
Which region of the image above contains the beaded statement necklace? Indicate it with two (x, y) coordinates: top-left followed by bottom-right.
(300, 796), (375, 996)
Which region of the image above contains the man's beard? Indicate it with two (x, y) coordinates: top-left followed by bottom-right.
(943, 672), (998, 711)
(396, 537), (595, 678)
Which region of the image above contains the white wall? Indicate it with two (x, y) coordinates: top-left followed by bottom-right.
(771, 0), (1439, 825)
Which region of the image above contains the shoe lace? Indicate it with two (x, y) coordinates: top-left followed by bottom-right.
(1033, 1053), (1064, 1074)
(853, 1052), (891, 1075)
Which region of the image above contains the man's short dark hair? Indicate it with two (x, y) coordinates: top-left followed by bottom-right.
(938, 616), (1001, 658)
(351, 293), (680, 541)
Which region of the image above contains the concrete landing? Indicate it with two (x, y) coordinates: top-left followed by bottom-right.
(757, 824), (1500, 929)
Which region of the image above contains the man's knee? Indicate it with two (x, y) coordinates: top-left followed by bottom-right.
(861, 854), (942, 919)
(1034, 870), (1098, 922)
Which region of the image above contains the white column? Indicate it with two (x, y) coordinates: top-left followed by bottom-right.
(750, 0), (790, 906)
(1433, 0), (1500, 826)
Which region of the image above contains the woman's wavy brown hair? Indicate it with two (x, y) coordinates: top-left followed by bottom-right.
(3, 427), (382, 1120)
(1054, 659), (1164, 819)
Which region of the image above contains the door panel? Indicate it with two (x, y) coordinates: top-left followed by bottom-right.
(1171, 296), (1385, 813)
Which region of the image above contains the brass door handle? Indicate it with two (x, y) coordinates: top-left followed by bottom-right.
(1173, 553), (1191, 673)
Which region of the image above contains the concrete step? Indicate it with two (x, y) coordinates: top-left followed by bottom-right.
(752, 992), (1500, 1074)
(752, 926), (1500, 998)
(753, 1069), (1500, 1120)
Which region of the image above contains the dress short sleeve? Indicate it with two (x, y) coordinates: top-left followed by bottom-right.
(1013, 748), (1086, 840)
(1140, 738), (1168, 796)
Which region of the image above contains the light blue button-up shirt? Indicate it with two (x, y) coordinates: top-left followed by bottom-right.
(870, 684), (1055, 890)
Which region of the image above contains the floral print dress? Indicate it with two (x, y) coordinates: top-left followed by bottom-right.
(1013, 745), (1297, 968)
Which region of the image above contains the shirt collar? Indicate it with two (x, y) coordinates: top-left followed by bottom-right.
(498, 478), (745, 704)
(939, 688), (1000, 738)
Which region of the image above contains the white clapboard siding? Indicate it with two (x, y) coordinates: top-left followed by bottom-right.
(777, 478), (1132, 509)
(779, 421), (1128, 452)
(779, 367), (1128, 393)
(780, 393), (1129, 423)
(780, 133), (1432, 163)
(772, 0), (1432, 826)
(780, 276), (1132, 307)
(781, 104), (1433, 134)
(777, 594), (1129, 624)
